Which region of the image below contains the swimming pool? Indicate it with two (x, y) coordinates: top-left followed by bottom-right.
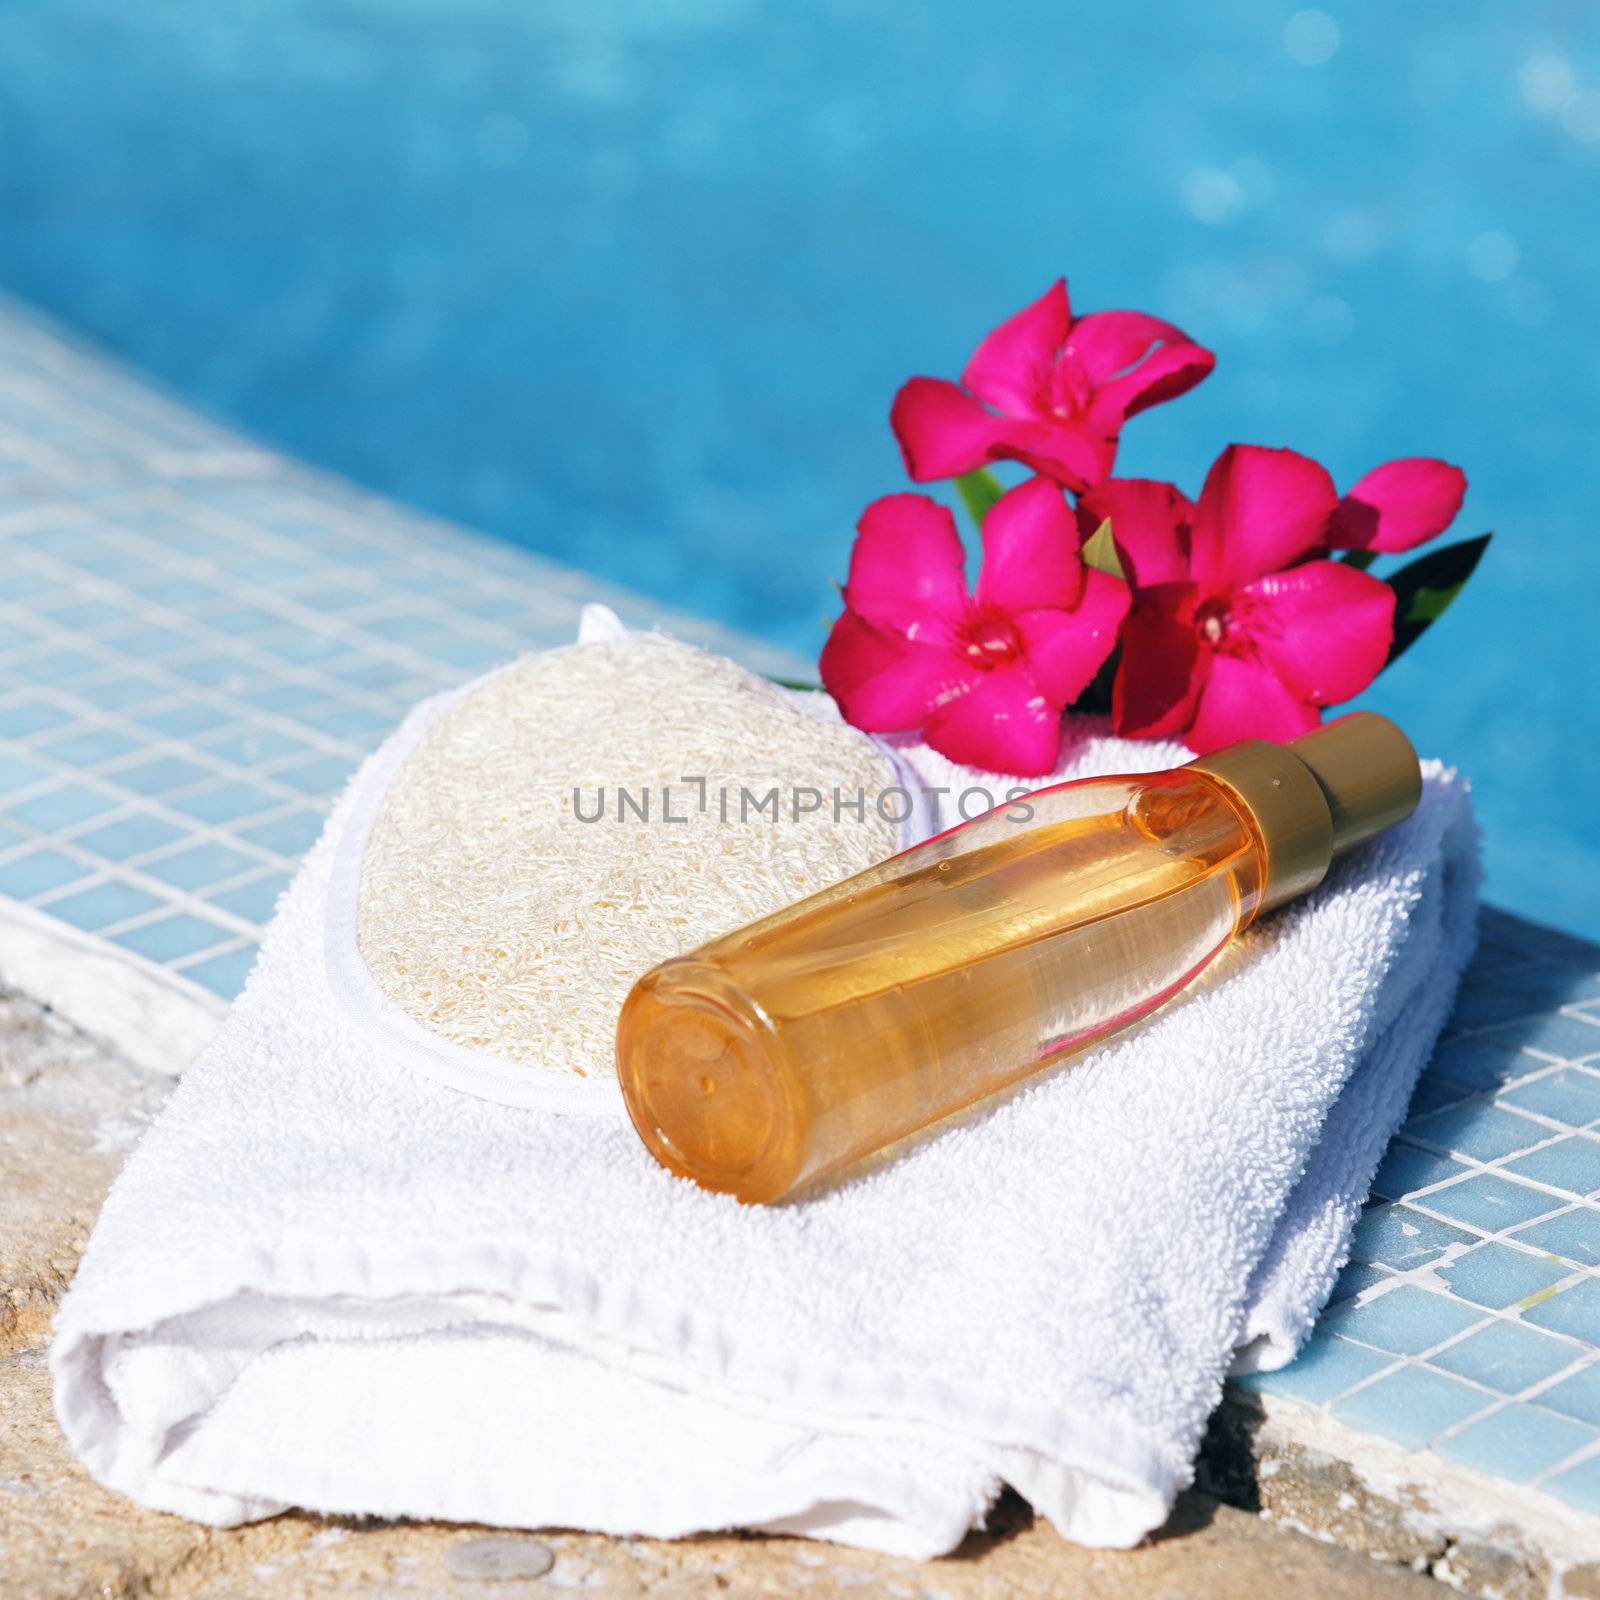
(0, 0), (1595, 935)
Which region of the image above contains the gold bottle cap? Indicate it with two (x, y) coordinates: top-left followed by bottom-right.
(1286, 713), (1423, 859)
(1185, 712), (1422, 917)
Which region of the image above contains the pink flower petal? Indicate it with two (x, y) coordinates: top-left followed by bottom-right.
(1077, 478), (1195, 588)
(1086, 336), (1216, 432)
(1111, 588), (1207, 740)
(974, 476), (1083, 614)
(890, 377), (1013, 482)
(1013, 570), (1130, 708)
(960, 279), (1071, 414)
(993, 414), (1115, 492)
(843, 493), (969, 638)
(1188, 444), (1340, 595)
(1184, 654), (1320, 754)
(1329, 457), (1468, 553)
(922, 663), (1063, 776)
(1235, 560), (1395, 705)
(1065, 309), (1191, 383)
(819, 610), (975, 732)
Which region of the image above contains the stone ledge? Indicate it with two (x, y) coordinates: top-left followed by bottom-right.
(3, 1347), (1439, 1600)
(1201, 1393), (1600, 1600)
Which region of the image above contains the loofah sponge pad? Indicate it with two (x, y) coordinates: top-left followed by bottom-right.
(355, 633), (900, 1079)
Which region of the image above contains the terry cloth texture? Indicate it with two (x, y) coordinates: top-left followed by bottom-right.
(53, 628), (1479, 1558)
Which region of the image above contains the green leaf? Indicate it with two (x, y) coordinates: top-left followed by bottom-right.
(767, 675), (823, 693)
(1080, 517), (1125, 581)
(953, 468), (1004, 531)
(1340, 549), (1377, 570)
(1383, 533), (1491, 666)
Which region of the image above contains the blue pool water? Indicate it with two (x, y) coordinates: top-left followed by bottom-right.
(0, 0), (1596, 936)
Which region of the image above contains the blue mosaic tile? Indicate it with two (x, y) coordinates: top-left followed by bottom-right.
(114, 623), (194, 659)
(42, 598), (128, 630)
(272, 754), (357, 797)
(6, 784), (117, 831)
(1417, 1173), (1562, 1234)
(1432, 1403), (1598, 1482)
(198, 728), (313, 767)
(0, 850), (90, 900)
(422, 632), (510, 672)
(0, 622), (42, 655)
(166, 652), (251, 689)
(205, 872), (290, 924)
(237, 810), (329, 857)
(1544, 1453), (1600, 1515)
(239, 682), (326, 715)
(112, 912), (234, 963)
(0, 570), (59, 602)
(1504, 1136), (1600, 1197)
(1452, 966), (1600, 1030)
(71, 812), (188, 863)
(1328, 1262), (1390, 1305)
(296, 583), (372, 613)
(0, 701), (74, 738)
(1537, 1363), (1600, 1429)
(38, 727), (143, 768)
(139, 841), (262, 892)
(1427, 1036), (1537, 1095)
(174, 943), (260, 1000)
(1332, 1366), (1491, 1451)
(41, 879), (165, 933)
(1429, 1319), (1579, 1393)
(133, 577), (224, 609)
(1481, 917), (1599, 970)
(1500, 1070), (1600, 1129)
(69, 673), (166, 712)
(1349, 1205), (1476, 1272)
(11, 648), (101, 684)
(1437, 1243), (1573, 1311)
(170, 782), (282, 826)
(1235, 1328), (1393, 1407)
(106, 754), (214, 798)
(329, 657), (423, 693)
(1405, 1102), (1554, 1163)
(254, 629), (353, 668)
(361, 609), (442, 645)
(1324, 1285), (1484, 1357)
(1370, 1141), (1471, 1201)
(0, 752), (50, 795)
(205, 603), (281, 636)
(1511, 1207), (1600, 1270)
(1404, 1076), (1469, 1119)
(1486, 1011), (1600, 1063)
(1522, 1277), (1600, 1341)
(134, 702), (234, 739)
(300, 700), (402, 739)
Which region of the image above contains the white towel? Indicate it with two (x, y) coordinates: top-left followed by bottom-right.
(51, 645), (1480, 1559)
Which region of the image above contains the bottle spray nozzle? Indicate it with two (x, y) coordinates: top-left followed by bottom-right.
(1187, 712), (1422, 915)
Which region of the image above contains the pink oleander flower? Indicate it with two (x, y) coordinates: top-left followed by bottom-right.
(820, 477), (1130, 775)
(890, 278), (1215, 493)
(1083, 445), (1400, 753)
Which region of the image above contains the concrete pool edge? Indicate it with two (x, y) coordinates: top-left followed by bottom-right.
(0, 900), (219, 1077)
(1205, 1387), (1600, 1597)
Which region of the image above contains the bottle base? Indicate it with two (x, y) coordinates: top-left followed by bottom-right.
(617, 966), (802, 1203)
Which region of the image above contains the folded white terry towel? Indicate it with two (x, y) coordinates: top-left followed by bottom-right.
(52, 636), (1480, 1559)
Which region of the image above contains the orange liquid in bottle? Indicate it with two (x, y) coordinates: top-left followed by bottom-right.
(617, 769), (1266, 1203)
